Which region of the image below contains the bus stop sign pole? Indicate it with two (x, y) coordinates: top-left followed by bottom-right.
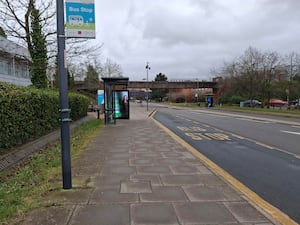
(56, 0), (72, 189)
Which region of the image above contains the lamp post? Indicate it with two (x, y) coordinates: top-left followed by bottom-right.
(195, 78), (199, 105)
(145, 62), (150, 111)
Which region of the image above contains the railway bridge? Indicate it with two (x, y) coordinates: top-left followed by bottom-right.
(75, 80), (220, 102)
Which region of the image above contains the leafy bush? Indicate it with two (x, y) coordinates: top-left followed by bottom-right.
(0, 82), (89, 149)
(220, 95), (245, 105)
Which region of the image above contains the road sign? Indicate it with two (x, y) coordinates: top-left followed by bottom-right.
(97, 90), (104, 105)
(65, 0), (95, 38)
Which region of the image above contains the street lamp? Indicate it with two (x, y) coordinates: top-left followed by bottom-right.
(145, 62), (150, 111)
(195, 78), (199, 106)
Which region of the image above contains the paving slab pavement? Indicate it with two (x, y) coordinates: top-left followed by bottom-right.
(20, 103), (277, 225)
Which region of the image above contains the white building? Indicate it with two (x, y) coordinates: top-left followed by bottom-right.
(0, 36), (31, 86)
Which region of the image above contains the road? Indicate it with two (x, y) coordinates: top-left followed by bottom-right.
(153, 106), (300, 223)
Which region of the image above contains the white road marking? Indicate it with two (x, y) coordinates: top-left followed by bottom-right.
(191, 112), (228, 118)
(280, 130), (300, 136)
(236, 118), (271, 124)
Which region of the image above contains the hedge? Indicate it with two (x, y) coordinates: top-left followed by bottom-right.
(0, 82), (89, 149)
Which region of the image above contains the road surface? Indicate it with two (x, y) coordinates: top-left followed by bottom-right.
(153, 106), (300, 223)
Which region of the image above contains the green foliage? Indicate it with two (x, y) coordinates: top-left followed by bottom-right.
(0, 82), (89, 149)
(69, 92), (90, 121)
(84, 64), (99, 89)
(30, 6), (48, 89)
(151, 73), (169, 101)
(220, 95), (245, 105)
(0, 119), (102, 224)
(0, 26), (7, 38)
(68, 69), (75, 90)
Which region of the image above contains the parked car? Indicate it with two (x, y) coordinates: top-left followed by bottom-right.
(290, 99), (300, 109)
(268, 99), (288, 107)
(241, 99), (262, 107)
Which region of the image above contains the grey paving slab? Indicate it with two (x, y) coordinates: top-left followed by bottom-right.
(130, 175), (162, 186)
(103, 159), (129, 166)
(20, 206), (74, 225)
(196, 165), (214, 174)
(131, 203), (179, 225)
(101, 166), (136, 176)
(182, 158), (205, 165)
(109, 149), (131, 153)
(181, 151), (197, 159)
(104, 153), (134, 159)
(199, 174), (227, 186)
(72, 158), (105, 168)
(89, 189), (139, 203)
(120, 180), (152, 193)
(160, 174), (205, 185)
(155, 158), (186, 165)
(183, 185), (228, 202)
(130, 158), (153, 166)
(72, 165), (101, 176)
(162, 152), (184, 158)
(137, 165), (172, 174)
(70, 204), (130, 225)
(170, 165), (201, 174)
(140, 186), (188, 202)
(129, 148), (150, 153)
(41, 188), (93, 205)
(215, 186), (243, 201)
(90, 175), (128, 190)
(135, 152), (163, 158)
(224, 202), (269, 223)
(174, 202), (237, 224)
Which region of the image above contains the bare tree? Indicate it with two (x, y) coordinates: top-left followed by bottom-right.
(0, 0), (102, 78)
(101, 58), (123, 78)
(236, 46), (264, 102)
(260, 51), (281, 103)
(0, 0), (55, 53)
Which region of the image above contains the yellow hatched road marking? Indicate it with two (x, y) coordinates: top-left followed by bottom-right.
(185, 132), (211, 140)
(206, 133), (231, 141)
(177, 126), (206, 132)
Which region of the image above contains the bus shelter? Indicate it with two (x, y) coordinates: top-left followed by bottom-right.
(102, 77), (129, 125)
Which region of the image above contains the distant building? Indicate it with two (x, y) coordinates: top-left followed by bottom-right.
(273, 65), (289, 81)
(0, 36), (31, 86)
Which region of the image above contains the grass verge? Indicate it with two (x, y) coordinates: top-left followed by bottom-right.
(0, 119), (102, 225)
(212, 105), (300, 118)
(157, 102), (300, 118)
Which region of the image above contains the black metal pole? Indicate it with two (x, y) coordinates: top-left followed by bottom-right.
(146, 62), (150, 111)
(57, 0), (72, 189)
(146, 67), (149, 111)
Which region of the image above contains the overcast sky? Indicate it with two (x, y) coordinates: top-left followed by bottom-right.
(94, 0), (300, 81)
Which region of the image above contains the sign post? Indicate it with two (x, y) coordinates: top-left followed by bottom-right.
(65, 0), (96, 38)
(56, 0), (96, 189)
(57, 0), (72, 189)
